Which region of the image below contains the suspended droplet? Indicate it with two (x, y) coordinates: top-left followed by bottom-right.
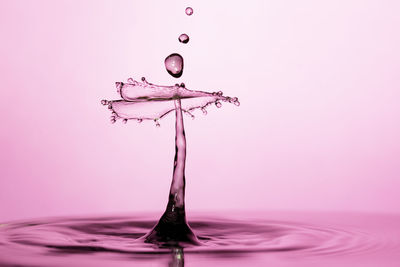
(178, 34), (189, 44)
(185, 7), (193, 16)
(122, 119), (128, 124)
(165, 53), (184, 78)
(127, 78), (134, 83)
(215, 101), (222, 108)
(101, 100), (108, 105)
(201, 108), (207, 115)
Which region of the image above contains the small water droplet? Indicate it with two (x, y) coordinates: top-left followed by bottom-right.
(137, 119), (143, 123)
(115, 82), (123, 92)
(212, 92), (217, 96)
(141, 77), (146, 82)
(180, 82), (185, 88)
(215, 101), (222, 108)
(156, 122), (161, 127)
(165, 53), (184, 78)
(178, 34), (189, 44)
(185, 7), (193, 16)
(110, 116), (116, 124)
(101, 100), (108, 105)
(108, 104), (113, 110)
(122, 119), (128, 124)
(201, 108), (208, 115)
(217, 91), (223, 96)
(234, 100), (240, 106)
(127, 78), (134, 83)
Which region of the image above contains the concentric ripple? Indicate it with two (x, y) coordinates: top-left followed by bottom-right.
(0, 212), (399, 266)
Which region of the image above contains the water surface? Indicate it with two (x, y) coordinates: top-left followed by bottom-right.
(1, 211), (399, 266)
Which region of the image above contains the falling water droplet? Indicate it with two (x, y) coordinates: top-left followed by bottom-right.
(201, 108), (208, 115)
(127, 78), (134, 83)
(101, 100), (108, 105)
(215, 101), (222, 108)
(185, 7), (193, 16)
(122, 119), (128, 124)
(165, 53), (184, 78)
(178, 34), (189, 44)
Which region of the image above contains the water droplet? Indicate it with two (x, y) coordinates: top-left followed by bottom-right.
(101, 100), (108, 105)
(215, 101), (222, 108)
(127, 78), (134, 83)
(185, 7), (193, 16)
(108, 104), (113, 110)
(234, 100), (240, 106)
(141, 77), (146, 82)
(115, 82), (123, 92)
(165, 53), (184, 78)
(178, 34), (189, 44)
(201, 108), (207, 115)
(122, 119), (128, 124)
(137, 119), (143, 123)
(217, 91), (223, 96)
(110, 116), (116, 124)
(180, 82), (185, 88)
(156, 122), (161, 127)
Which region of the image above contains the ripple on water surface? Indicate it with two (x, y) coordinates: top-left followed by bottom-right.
(0, 212), (399, 266)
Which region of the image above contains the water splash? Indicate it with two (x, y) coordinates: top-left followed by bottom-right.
(165, 53), (184, 78)
(103, 77), (239, 124)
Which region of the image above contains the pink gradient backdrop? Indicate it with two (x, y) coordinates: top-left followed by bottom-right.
(1, 0), (399, 221)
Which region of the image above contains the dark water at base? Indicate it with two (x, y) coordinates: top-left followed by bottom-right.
(0, 211), (399, 267)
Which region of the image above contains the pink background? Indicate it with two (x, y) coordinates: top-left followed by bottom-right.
(1, 0), (399, 221)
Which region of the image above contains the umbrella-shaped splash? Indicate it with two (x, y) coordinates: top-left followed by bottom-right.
(101, 77), (240, 126)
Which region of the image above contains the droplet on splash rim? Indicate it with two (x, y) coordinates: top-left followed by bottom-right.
(122, 119), (128, 124)
(165, 53), (184, 78)
(137, 119), (143, 123)
(185, 7), (193, 16)
(180, 82), (185, 87)
(127, 78), (134, 83)
(215, 101), (222, 108)
(101, 100), (108, 105)
(178, 34), (189, 44)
